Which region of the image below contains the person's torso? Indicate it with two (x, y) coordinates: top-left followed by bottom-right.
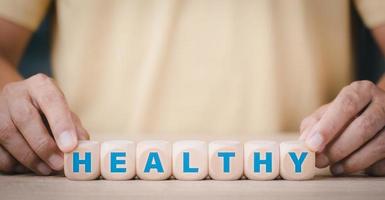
(51, 0), (352, 136)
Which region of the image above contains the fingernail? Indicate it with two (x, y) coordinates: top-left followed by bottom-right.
(316, 153), (329, 168)
(58, 131), (77, 151)
(331, 164), (344, 175)
(48, 154), (64, 170)
(37, 163), (52, 175)
(306, 133), (324, 152)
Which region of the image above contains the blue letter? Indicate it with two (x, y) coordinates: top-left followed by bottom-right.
(183, 152), (199, 173)
(289, 152), (308, 173)
(110, 152), (126, 173)
(254, 152), (272, 173)
(73, 152), (91, 173)
(218, 152), (235, 173)
(144, 152), (164, 173)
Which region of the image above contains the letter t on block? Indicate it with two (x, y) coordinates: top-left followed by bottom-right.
(280, 141), (315, 180)
(64, 141), (100, 180)
(209, 140), (243, 180)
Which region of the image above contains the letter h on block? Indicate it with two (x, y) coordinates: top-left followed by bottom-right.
(64, 141), (100, 180)
(244, 141), (279, 180)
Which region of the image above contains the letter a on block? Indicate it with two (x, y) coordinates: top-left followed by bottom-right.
(144, 152), (164, 173)
(136, 140), (172, 180)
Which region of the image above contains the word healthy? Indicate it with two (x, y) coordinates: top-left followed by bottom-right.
(64, 140), (315, 181)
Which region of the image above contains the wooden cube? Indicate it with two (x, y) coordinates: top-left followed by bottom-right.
(280, 141), (315, 180)
(244, 140), (279, 180)
(100, 140), (136, 180)
(208, 140), (243, 180)
(136, 140), (172, 180)
(64, 141), (100, 180)
(172, 140), (208, 180)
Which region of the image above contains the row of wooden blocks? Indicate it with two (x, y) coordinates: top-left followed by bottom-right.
(64, 140), (315, 181)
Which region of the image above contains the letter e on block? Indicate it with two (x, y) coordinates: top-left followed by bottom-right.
(101, 140), (136, 180)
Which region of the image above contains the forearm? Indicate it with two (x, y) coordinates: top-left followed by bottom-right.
(0, 56), (23, 89)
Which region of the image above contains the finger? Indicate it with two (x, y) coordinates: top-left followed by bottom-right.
(25, 74), (78, 152)
(6, 90), (64, 171)
(0, 124), (52, 175)
(366, 159), (385, 176)
(0, 145), (17, 174)
(299, 104), (329, 140)
(330, 129), (385, 175)
(315, 152), (330, 168)
(71, 112), (90, 140)
(325, 91), (385, 165)
(305, 81), (374, 152)
(0, 95), (52, 175)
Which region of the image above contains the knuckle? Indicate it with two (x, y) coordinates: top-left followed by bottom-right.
(351, 80), (374, 90)
(2, 82), (18, 95)
(375, 133), (385, 156)
(18, 150), (37, 167)
(356, 116), (376, 138)
(339, 91), (359, 115)
(0, 116), (14, 143)
(39, 90), (65, 106)
(30, 73), (50, 83)
(328, 145), (345, 163)
(11, 102), (37, 125)
(34, 138), (54, 156)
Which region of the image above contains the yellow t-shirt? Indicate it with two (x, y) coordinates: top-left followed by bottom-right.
(0, 0), (384, 137)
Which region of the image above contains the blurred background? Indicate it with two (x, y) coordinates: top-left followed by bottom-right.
(19, 3), (385, 83)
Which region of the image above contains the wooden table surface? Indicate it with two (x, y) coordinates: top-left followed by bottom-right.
(1, 132), (384, 200)
(1, 174), (384, 200)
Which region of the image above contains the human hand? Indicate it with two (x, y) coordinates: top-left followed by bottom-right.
(300, 80), (385, 176)
(0, 74), (89, 175)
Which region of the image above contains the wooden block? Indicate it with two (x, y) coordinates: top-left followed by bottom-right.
(100, 140), (136, 180)
(172, 140), (208, 180)
(280, 141), (315, 180)
(136, 140), (172, 180)
(244, 140), (279, 180)
(64, 141), (100, 180)
(208, 140), (243, 180)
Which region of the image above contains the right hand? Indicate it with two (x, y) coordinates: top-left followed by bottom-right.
(0, 73), (89, 175)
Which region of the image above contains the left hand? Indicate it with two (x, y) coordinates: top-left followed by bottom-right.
(299, 80), (385, 176)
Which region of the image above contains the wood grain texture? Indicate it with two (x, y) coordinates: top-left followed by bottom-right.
(0, 174), (384, 200)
